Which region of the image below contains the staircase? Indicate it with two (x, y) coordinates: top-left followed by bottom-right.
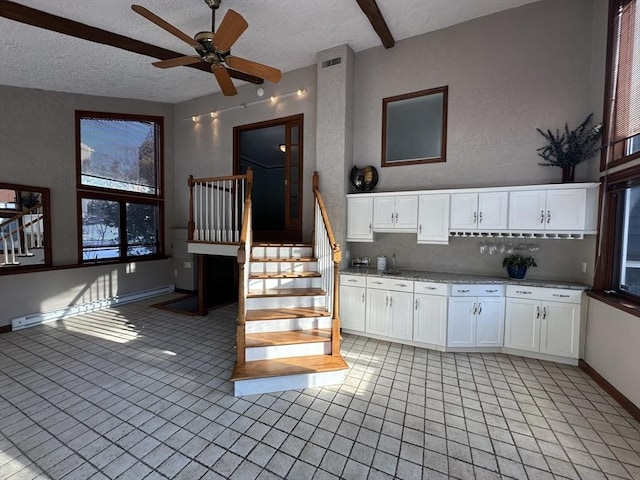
(230, 243), (348, 396)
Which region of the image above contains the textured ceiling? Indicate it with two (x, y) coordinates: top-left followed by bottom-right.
(0, 0), (540, 104)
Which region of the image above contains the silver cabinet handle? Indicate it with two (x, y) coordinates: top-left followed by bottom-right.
(479, 211), (483, 224)
(516, 290), (532, 294)
(369, 223), (372, 233)
(415, 299), (419, 310)
(472, 303), (477, 315)
(485, 289), (498, 293)
(478, 302), (483, 314)
(473, 211), (477, 224)
(536, 306), (540, 319)
(552, 294), (570, 298)
(391, 212), (395, 223)
(419, 224), (422, 234)
(540, 210), (545, 224)
(348, 279), (358, 283)
(542, 306), (547, 319)
(385, 296), (389, 307)
(547, 210), (551, 224)
(426, 287), (437, 290)
(372, 281), (383, 285)
(457, 289), (470, 293)
(361, 292), (365, 303)
(389, 296), (393, 308)
(395, 212), (398, 222)
(395, 283), (407, 288)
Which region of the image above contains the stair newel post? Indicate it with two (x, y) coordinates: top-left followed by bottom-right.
(312, 171), (319, 251)
(188, 175), (195, 241)
(331, 247), (341, 357)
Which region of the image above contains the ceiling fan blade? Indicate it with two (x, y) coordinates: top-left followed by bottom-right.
(152, 56), (202, 68)
(212, 64), (238, 96)
(212, 9), (248, 52)
(131, 5), (201, 50)
(225, 56), (282, 83)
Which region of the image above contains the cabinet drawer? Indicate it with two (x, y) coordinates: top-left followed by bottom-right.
(450, 284), (504, 297)
(366, 276), (413, 292)
(341, 274), (366, 287)
(506, 285), (582, 303)
(414, 281), (448, 296)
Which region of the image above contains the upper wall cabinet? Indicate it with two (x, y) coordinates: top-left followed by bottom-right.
(373, 195), (418, 232)
(417, 194), (450, 244)
(508, 188), (597, 231)
(346, 196), (374, 242)
(450, 192), (508, 231)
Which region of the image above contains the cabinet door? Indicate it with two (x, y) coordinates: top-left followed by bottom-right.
(366, 289), (389, 336)
(340, 285), (366, 332)
(417, 194), (450, 244)
(394, 195), (418, 231)
(504, 298), (540, 352)
(546, 189), (586, 231)
(450, 193), (478, 230)
(447, 297), (476, 347)
(478, 192), (508, 230)
(539, 301), (580, 358)
(388, 291), (414, 341)
(475, 297), (505, 347)
(347, 196), (373, 241)
(414, 294), (447, 346)
(373, 196), (396, 231)
(508, 190), (546, 230)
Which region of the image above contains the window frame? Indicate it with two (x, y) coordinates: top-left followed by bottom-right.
(75, 111), (165, 264)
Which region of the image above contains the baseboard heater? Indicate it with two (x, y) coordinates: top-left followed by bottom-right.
(11, 284), (175, 331)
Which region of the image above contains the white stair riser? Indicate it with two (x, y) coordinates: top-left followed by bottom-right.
(234, 369), (347, 397)
(246, 342), (331, 361)
(252, 246), (313, 258)
(245, 317), (332, 333)
(250, 262), (318, 274)
(248, 277), (322, 290)
(246, 295), (326, 309)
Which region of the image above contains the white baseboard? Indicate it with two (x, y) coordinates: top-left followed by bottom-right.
(11, 284), (175, 331)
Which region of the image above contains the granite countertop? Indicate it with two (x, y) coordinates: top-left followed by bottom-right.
(342, 267), (590, 290)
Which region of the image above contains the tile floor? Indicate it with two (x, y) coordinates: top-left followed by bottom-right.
(1, 295), (639, 480)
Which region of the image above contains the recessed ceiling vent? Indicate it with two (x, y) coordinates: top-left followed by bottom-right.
(321, 57), (342, 68)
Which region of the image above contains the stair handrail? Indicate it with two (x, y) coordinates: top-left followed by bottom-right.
(312, 172), (342, 358)
(1, 203), (43, 265)
(236, 168), (253, 365)
(188, 172), (251, 243)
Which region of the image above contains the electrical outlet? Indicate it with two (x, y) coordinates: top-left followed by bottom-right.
(581, 262), (587, 273)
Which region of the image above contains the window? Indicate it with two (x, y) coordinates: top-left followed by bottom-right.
(603, 0), (640, 168)
(76, 111), (164, 262)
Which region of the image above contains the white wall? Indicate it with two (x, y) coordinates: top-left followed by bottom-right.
(0, 85), (175, 325)
(585, 299), (640, 408)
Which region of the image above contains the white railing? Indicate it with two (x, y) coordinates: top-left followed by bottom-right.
(188, 174), (248, 243)
(315, 200), (334, 314)
(1, 205), (44, 266)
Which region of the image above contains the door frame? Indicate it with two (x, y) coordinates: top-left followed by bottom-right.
(233, 114), (304, 242)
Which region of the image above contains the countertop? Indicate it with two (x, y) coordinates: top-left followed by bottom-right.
(341, 267), (590, 291)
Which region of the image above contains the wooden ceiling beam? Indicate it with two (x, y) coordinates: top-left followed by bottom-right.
(0, 0), (263, 84)
(355, 0), (395, 49)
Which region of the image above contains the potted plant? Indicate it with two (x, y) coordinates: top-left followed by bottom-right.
(503, 254), (537, 279)
(536, 113), (602, 182)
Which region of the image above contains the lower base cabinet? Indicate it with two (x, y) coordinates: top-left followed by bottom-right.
(504, 286), (581, 359)
(365, 277), (413, 341)
(448, 285), (505, 348)
(413, 281), (448, 346)
(340, 276), (366, 331)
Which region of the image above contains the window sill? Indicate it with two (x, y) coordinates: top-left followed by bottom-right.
(587, 290), (640, 319)
(0, 255), (169, 276)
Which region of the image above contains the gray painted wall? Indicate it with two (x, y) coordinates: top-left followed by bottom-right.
(0, 85), (175, 324)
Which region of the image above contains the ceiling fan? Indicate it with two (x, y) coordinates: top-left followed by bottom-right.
(131, 0), (282, 96)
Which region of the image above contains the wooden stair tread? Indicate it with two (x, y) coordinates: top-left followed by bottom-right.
(249, 271), (321, 279)
(246, 307), (330, 321)
(247, 287), (325, 298)
(230, 354), (348, 381)
(246, 329), (331, 347)
(250, 257), (317, 262)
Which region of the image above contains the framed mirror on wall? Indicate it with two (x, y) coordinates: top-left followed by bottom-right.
(0, 183), (51, 272)
(382, 85), (448, 167)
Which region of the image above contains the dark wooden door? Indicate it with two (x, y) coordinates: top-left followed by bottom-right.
(234, 114), (303, 242)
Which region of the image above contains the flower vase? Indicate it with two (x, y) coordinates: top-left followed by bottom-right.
(561, 166), (575, 183)
(507, 266), (527, 279)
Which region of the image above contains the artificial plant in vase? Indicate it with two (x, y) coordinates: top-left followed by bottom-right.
(536, 113), (602, 182)
(502, 254), (537, 279)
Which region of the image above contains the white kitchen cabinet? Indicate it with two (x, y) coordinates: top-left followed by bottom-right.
(365, 277), (414, 341)
(373, 195), (418, 232)
(340, 275), (366, 332)
(346, 195), (373, 242)
(450, 192), (508, 231)
(413, 281), (448, 346)
(504, 286), (581, 359)
(508, 188), (588, 231)
(448, 285), (505, 348)
(417, 194), (450, 244)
